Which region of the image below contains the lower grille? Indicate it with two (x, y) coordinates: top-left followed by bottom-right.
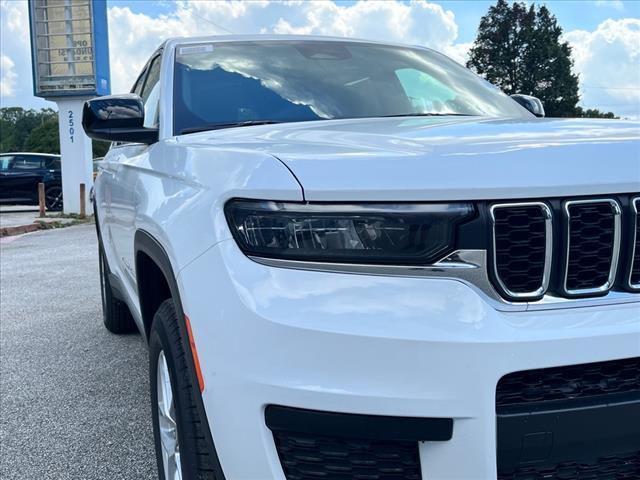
(266, 406), (452, 480)
(563, 199), (621, 295)
(497, 450), (640, 480)
(272, 431), (421, 480)
(496, 357), (640, 410)
(497, 358), (640, 480)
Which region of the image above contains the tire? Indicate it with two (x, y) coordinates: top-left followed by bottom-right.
(99, 246), (136, 333)
(45, 184), (63, 211)
(150, 299), (220, 480)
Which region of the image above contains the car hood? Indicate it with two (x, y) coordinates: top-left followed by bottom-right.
(177, 116), (640, 201)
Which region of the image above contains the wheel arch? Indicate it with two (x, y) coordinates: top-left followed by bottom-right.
(134, 230), (180, 341)
(134, 229), (227, 479)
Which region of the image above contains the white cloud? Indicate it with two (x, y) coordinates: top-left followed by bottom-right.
(0, 54), (17, 98)
(444, 42), (472, 65)
(107, 0), (462, 94)
(564, 18), (640, 118)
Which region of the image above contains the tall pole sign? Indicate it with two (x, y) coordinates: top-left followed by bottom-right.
(29, 0), (110, 214)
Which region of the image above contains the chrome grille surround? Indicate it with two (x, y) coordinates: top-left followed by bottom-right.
(489, 202), (553, 300)
(629, 197), (640, 290)
(562, 199), (622, 297)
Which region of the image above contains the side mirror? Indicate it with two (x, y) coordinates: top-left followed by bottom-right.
(82, 94), (158, 144)
(511, 94), (545, 118)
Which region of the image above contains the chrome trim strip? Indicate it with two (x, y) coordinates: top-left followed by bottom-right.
(250, 250), (525, 312)
(489, 202), (553, 300)
(526, 290), (639, 310)
(629, 197), (640, 290)
(248, 249), (639, 312)
(562, 199), (622, 296)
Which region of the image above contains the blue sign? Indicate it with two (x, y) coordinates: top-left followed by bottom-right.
(29, 0), (111, 98)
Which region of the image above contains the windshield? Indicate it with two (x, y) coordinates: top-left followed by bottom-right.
(173, 40), (530, 134)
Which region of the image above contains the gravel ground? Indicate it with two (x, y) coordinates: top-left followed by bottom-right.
(0, 225), (157, 479)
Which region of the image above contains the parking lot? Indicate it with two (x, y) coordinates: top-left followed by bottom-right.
(0, 225), (157, 479)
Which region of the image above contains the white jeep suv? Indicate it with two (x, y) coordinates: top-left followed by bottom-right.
(83, 36), (640, 480)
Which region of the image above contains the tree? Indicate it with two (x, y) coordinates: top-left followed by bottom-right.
(93, 140), (110, 158)
(467, 0), (582, 117)
(25, 118), (60, 153)
(1, 107), (58, 152)
(0, 107), (109, 157)
(575, 107), (617, 119)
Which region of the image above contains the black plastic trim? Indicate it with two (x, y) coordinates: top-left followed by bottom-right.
(265, 405), (453, 442)
(497, 397), (640, 472)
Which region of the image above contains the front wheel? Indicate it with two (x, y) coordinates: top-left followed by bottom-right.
(150, 299), (220, 480)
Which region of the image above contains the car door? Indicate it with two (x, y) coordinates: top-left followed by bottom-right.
(98, 60), (150, 286)
(3, 155), (43, 202)
(102, 53), (162, 299)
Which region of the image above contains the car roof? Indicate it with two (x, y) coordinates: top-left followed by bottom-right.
(0, 152), (61, 158)
(163, 34), (431, 54)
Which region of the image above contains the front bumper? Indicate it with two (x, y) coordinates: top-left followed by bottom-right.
(178, 239), (640, 480)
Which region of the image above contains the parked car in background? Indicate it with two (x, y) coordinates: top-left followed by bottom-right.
(83, 36), (639, 480)
(0, 152), (63, 210)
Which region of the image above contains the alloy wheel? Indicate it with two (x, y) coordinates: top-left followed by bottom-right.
(157, 350), (182, 480)
(45, 186), (63, 211)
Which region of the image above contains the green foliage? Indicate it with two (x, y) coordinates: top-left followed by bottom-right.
(575, 107), (617, 119)
(467, 0), (597, 118)
(0, 107), (108, 157)
(92, 140), (111, 158)
(1, 107), (57, 153)
(25, 118), (60, 153)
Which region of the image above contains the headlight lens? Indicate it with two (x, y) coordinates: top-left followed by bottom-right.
(225, 200), (475, 264)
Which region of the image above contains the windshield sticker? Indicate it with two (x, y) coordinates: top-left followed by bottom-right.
(178, 45), (214, 55)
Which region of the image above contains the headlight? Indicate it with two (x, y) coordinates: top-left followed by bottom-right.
(225, 200), (475, 264)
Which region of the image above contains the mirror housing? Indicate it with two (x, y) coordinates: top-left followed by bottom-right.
(510, 94), (545, 118)
(82, 94), (158, 144)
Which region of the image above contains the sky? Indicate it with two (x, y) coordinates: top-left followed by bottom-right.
(1, 0), (639, 118)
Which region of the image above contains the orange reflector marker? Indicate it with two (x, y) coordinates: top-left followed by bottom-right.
(185, 315), (205, 393)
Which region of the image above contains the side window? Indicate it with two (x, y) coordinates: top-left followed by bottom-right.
(395, 68), (456, 114)
(131, 67), (148, 96)
(0, 155), (13, 171)
(12, 156), (42, 170)
(140, 55), (161, 128)
(45, 157), (61, 169)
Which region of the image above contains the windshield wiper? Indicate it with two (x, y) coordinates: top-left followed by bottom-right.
(379, 113), (473, 118)
(180, 120), (283, 135)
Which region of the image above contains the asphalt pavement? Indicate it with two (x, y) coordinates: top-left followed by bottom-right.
(0, 225), (157, 479)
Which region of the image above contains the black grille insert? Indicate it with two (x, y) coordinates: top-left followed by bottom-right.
(492, 203), (550, 298)
(564, 200), (619, 293)
(496, 357), (640, 411)
(272, 431), (422, 480)
(631, 198), (640, 288)
(497, 450), (640, 480)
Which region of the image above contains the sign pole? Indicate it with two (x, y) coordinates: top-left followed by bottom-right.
(55, 98), (94, 215)
(28, 0), (110, 215)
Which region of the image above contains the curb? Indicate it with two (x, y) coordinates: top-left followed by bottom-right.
(0, 218), (92, 237)
(0, 223), (43, 237)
